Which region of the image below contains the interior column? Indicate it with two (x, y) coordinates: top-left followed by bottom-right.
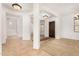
(22, 14), (31, 40)
(33, 3), (40, 49)
(44, 18), (49, 37)
(0, 3), (2, 56)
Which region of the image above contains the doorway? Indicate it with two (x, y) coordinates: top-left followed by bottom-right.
(49, 21), (55, 38)
(7, 17), (17, 37)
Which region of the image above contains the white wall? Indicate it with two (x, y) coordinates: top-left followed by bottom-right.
(1, 5), (7, 44)
(0, 4), (2, 44)
(5, 8), (23, 38)
(61, 13), (79, 40)
(6, 13), (22, 37)
(17, 16), (23, 37)
(0, 4), (2, 56)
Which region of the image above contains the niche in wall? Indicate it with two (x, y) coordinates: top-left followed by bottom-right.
(74, 15), (79, 32)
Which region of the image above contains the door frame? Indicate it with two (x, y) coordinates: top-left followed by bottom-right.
(49, 21), (55, 38)
(49, 17), (61, 39)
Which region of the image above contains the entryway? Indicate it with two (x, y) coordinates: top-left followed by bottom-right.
(49, 21), (55, 38)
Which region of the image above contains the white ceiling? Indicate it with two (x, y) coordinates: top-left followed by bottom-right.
(2, 3), (33, 12)
(2, 3), (79, 18)
(3, 3), (79, 13)
(40, 3), (79, 15)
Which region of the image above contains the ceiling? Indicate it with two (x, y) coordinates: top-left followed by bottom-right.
(2, 3), (33, 12)
(2, 3), (79, 18)
(3, 3), (79, 13)
(40, 3), (79, 15)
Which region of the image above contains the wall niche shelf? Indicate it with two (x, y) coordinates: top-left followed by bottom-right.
(74, 15), (79, 32)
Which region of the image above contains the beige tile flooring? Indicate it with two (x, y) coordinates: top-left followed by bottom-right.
(2, 37), (79, 56)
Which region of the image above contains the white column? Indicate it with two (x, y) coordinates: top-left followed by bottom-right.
(22, 13), (31, 40)
(44, 19), (49, 37)
(0, 3), (2, 56)
(1, 6), (7, 44)
(33, 3), (40, 49)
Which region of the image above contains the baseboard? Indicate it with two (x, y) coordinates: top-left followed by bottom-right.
(61, 37), (79, 40)
(40, 37), (50, 41)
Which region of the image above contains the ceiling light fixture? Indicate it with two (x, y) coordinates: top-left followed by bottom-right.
(12, 3), (22, 10)
(43, 15), (48, 19)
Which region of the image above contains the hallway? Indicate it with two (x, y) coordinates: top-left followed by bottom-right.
(1, 3), (79, 56)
